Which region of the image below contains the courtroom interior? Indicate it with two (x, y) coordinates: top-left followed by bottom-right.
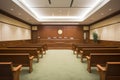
(0, 0), (120, 80)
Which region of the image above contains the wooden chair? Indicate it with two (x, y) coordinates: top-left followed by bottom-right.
(97, 62), (120, 80)
(0, 62), (22, 80)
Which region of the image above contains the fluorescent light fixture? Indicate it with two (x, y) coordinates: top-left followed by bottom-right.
(12, 0), (110, 22)
(41, 22), (80, 25)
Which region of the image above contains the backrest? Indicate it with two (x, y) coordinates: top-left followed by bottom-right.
(0, 48), (37, 57)
(0, 53), (30, 66)
(90, 53), (120, 65)
(0, 62), (13, 80)
(105, 62), (120, 80)
(82, 48), (120, 56)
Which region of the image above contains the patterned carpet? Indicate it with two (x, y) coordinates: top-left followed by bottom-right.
(20, 50), (99, 80)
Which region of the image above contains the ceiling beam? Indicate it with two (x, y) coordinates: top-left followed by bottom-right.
(48, 0), (51, 5)
(70, 0), (74, 7)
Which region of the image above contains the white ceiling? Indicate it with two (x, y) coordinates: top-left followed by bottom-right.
(0, 0), (120, 25)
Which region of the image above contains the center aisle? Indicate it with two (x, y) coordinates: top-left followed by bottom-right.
(20, 50), (99, 80)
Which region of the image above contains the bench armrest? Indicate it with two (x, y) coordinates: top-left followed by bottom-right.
(97, 64), (106, 80)
(29, 56), (34, 73)
(13, 65), (22, 71)
(13, 64), (22, 80)
(80, 50), (83, 53)
(29, 56), (34, 60)
(97, 64), (106, 71)
(86, 56), (90, 60)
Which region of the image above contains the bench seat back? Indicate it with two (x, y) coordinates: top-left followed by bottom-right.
(0, 53), (30, 66)
(82, 48), (120, 57)
(0, 62), (13, 80)
(106, 62), (120, 80)
(0, 48), (39, 62)
(91, 53), (120, 66)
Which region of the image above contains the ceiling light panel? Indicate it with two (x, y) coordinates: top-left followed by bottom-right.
(69, 8), (91, 16)
(32, 8), (53, 16)
(23, 0), (72, 7)
(32, 8), (69, 16)
(73, 0), (101, 7)
(50, 0), (72, 7)
(53, 8), (69, 16)
(22, 0), (50, 7)
(32, 8), (91, 17)
(12, 0), (110, 22)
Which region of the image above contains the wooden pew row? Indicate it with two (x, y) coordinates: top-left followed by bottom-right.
(97, 62), (120, 80)
(8, 43), (48, 57)
(79, 48), (120, 62)
(31, 43), (48, 54)
(0, 48), (39, 62)
(86, 53), (120, 73)
(72, 43), (98, 54)
(0, 53), (34, 73)
(8, 45), (44, 58)
(0, 62), (22, 80)
(21, 43), (48, 54)
(76, 46), (118, 57)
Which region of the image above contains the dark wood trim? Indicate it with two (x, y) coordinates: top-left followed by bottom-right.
(90, 10), (120, 26)
(70, 0), (74, 7)
(48, 0), (51, 5)
(0, 10), (31, 26)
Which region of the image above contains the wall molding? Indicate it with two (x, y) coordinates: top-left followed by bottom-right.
(0, 10), (31, 26)
(0, 21), (31, 30)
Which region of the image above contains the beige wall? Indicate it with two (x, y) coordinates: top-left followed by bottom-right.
(90, 14), (120, 41)
(0, 13), (31, 29)
(0, 13), (31, 41)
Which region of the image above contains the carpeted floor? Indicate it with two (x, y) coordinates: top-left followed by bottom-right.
(20, 50), (99, 80)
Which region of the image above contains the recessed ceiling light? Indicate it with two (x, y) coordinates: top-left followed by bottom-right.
(10, 8), (14, 11)
(109, 8), (112, 11)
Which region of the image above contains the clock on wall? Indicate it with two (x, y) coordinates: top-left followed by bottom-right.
(58, 29), (63, 35)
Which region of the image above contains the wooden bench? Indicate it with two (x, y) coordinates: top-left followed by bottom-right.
(0, 62), (22, 80)
(8, 43), (47, 57)
(0, 53), (34, 73)
(79, 48), (120, 62)
(0, 48), (39, 62)
(8, 46), (44, 58)
(32, 43), (48, 54)
(86, 53), (120, 73)
(97, 62), (120, 80)
(76, 46), (118, 58)
(72, 43), (106, 54)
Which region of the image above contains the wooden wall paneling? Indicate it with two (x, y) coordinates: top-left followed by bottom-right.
(0, 40), (31, 48)
(31, 30), (38, 43)
(35, 25), (84, 49)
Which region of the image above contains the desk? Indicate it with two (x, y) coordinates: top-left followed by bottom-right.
(38, 39), (80, 49)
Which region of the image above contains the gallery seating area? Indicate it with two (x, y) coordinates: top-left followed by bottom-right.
(0, 0), (120, 80)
